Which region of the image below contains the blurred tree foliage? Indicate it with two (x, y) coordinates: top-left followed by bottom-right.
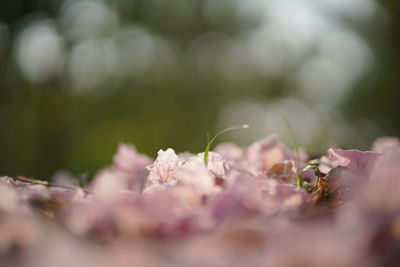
(0, 0), (399, 179)
(344, 0), (400, 133)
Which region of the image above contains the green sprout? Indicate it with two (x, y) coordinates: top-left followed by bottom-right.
(282, 115), (303, 188)
(204, 124), (249, 166)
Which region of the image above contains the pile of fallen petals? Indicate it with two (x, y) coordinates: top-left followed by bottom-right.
(1, 135), (400, 267)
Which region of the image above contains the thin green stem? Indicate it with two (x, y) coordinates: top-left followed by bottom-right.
(282, 115), (303, 188)
(204, 124), (249, 165)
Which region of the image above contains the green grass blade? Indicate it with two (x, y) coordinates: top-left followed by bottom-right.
(204, 124), (249, 165)
(282, 115), (300, 160)
(282, 115), (303, 188)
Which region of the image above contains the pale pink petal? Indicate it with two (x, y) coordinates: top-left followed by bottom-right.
(175, 159), (216, 195)
(90, 169), (129, 202)
(200, 151), (231, 178)
(207, 170), (311, 223)
(146, 148), (181, 186)
(242, 135), (306, 175)
(112, 143), (153, 191)
(0, 178), (21, 213)
(328, 148), (380, 175)
(372, 137), (400, 153)
(214, 142), (244, 162)
(0, 214), (42, 254)
(355, 150), (400, 212)
(51, 170), (77, 187)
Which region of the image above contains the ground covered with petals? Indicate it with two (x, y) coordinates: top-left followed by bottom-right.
(1, 136), (400, 267)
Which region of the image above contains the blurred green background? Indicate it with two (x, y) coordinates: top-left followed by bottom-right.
(0, 0), (399, 179)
